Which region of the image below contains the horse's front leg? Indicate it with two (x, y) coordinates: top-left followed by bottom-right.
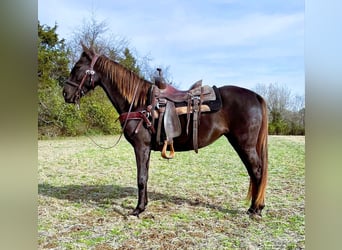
(130, 145), (151, 216)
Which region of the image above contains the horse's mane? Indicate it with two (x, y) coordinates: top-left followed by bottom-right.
(96, 55), (152, 107)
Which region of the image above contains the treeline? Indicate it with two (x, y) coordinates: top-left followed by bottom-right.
(254, 83), (305, 135)
(38, 18), (304, 138)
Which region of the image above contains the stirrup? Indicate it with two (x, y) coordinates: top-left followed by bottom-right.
(161, 140), (175, 159)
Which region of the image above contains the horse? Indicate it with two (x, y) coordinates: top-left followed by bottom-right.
(63, 44), (268, 217)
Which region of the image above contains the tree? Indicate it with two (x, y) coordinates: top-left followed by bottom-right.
(118, 48), (140, 75)
(38, 22), (70, 86)
(254, 83), (305, 135)
(38, 21), (72, 137)
(67, 16), (127, 66)
(67, 9), (159, 79)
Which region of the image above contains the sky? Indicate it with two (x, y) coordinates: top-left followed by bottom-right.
(38, 0), (304, 95)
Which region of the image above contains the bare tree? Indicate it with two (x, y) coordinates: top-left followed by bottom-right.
(291, 94), (305, 112)
(66, 11), (130, 67)
(254, 83), (305, 135)
(255, 83), (292, 113)
(65, 9), (171, 82)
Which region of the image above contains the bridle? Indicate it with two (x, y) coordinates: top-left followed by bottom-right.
(65, 54), (99, 104)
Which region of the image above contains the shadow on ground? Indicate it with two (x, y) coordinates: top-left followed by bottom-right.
(38, 183), (239, 216)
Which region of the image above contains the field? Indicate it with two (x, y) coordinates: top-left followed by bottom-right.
(38, 135), (305, 249)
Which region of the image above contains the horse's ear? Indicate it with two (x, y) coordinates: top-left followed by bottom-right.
(80, 42), (95, 59)
(81, 42), (88, 53)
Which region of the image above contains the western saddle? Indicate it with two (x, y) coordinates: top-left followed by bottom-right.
(150, 69), (217, 159)
(119, 69), (219, 159)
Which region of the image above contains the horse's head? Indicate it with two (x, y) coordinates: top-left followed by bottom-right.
(63, 44), (101, 105)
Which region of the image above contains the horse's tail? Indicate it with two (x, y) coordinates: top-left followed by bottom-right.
(247, 95), (268, 207)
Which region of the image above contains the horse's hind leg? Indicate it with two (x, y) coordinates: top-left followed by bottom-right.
(227, 135), (267, 217)
(243, 147), (266, 216)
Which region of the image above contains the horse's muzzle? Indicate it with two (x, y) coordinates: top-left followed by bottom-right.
(62, 89), (76, 103)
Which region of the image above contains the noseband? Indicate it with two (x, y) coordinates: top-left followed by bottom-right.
(65, 54), (99, 103)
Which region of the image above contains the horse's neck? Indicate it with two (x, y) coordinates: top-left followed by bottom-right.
(95, 57), (149, 114)
(99, 77), (129, 114)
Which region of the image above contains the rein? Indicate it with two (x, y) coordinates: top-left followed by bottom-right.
(86, 79), (150, 150)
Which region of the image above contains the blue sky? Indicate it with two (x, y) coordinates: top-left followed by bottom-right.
(38, 0), (304, 95)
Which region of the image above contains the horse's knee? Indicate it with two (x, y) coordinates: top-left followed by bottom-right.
(137, 173), (148, 188)
(138, 178), (146, 190)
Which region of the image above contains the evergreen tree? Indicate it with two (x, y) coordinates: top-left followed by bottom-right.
(38, 21), (69, 87)
(38, 21), (73, 137)
(118, 48), (140, 75)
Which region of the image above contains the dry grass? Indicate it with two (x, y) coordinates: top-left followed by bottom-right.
(38, 135), (305, 249)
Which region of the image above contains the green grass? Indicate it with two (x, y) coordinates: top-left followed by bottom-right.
(38, 135), (305, 249)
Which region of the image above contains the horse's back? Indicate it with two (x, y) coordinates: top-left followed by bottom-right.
(218, 85), (264, 102)
(218, 85), (265, 114)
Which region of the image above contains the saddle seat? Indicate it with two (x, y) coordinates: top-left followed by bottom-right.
(161, 80), (202, 100)
(154, 80), (215, 103)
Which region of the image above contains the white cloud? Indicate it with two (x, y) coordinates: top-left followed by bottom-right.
(38, 0), (304, 95)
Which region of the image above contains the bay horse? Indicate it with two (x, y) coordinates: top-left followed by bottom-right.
(63, 44), (268, 217)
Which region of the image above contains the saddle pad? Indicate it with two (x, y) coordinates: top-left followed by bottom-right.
(152, 104), (211, 118)
(174, 85), (222, 112)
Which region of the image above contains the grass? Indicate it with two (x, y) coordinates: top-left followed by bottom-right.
(38, 135), (305, 249)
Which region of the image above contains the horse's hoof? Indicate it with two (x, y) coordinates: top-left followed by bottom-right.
(247, 208), (262, 220)
(129, 208), (144, 217)
(128, 211), (139, 218)
(248, 212), (262, 220)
